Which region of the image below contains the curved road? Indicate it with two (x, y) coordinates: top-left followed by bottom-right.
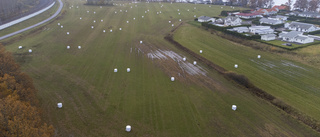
(0, 0), (63, 41)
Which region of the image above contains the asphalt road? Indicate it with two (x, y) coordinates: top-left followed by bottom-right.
(0, 0), (63, 41)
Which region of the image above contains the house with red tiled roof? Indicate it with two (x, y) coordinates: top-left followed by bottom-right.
(272, 5), (287, 11)
(256, 8), (278, 15)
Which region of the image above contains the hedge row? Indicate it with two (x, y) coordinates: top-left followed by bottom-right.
(309, 30), (320, 35)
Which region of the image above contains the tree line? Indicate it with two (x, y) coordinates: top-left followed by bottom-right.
(213, 0), (319, 12)
(0, 44), (54, 136)
(0, 0), (40, 24)
(293, 0), (320, 12)
(86, 0), (113, 5)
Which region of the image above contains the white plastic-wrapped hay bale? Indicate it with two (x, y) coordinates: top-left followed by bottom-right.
(159, 11), (161, 13)
(199, 50), (202, 53)
(78, 46), (81, 49)
(87, 10), (89, 13)
(67, 46), (70, 49)
(179, 19), (181, 22)
(178, 13), (180, 15)
(67, 32), (70, 35)
(193, 61), (197, 65)
(140, 41), (143, 44)
(114, 68), (118, 72)
(119, 28), (122, 30)
(142, 16), (144, 18)
(101, 19), (103, 22)
(103, 30), (106, 33)
(18, 46), (22, 49)
(94, 11), (96, 14)
(182, 57), (186, 61)
(194, 15), (196, 17)
(232, 105), (237, 111)
(126, 125), (131, 132)
(127, 21), (129, 23)
(115, 11), (117, 14)
(187, 9), (190, 11)
(110, 29), (113, 32)
(127, 68), (130, 72)
(57, 103), (63, 108)
(28, 49), (32, 53)
(61, 25), (63, 28)
(58, 23), (60, 26)
(169, 21), (171, 23)
(80, 17), (82, 20)
(133, 18), (135, 20)
(93, 20), (96, 23)
(257, 55), (261, 59)
(234, 64), (238, 68)
(194, 7), (196, 9)
(172, 24), (174, 27)
(91, 26), (94, 29)
(171, 77), (175, 81)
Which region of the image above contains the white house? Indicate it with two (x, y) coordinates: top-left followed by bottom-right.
(285, 22), (317, 32)
(224, 16), (242, 26)
(249, 26), (274, 35)
(235, 12), (262, 19)
(274, 15), (288, 21)
(198, 16), (215, 22)
(261, 34), (276, 41)
(231, 27), (249, 33)
(259, 18), (283, 25)
(298, 12), (320, 18)
(279, 31), (314, 44)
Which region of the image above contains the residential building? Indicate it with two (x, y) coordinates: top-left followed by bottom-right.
(235, 12), (263, 19)
(298, 12), (320, 18)
(256, 8), (278, 15)
(261, 34), (276, 41)
(259, 18), (283, 25)
(274, 15), (288, 21)
(279, 31), (314, 44)
(285, 21), (317, 32)
(272, 5), (287, 11)
(230, 27), (249, 33)
(224, 16), (242, 26)
(198, 16), (215, 22)
(249, 26), (274, 35)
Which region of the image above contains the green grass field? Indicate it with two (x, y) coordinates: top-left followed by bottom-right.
(1, 0), (320, 136)
(264, 39), (320, 50)
(174, 23), (320, 123)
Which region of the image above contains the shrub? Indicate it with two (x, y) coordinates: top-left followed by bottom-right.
(224, 71), (252, 88)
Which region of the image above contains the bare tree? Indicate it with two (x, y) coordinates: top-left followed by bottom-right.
(285, 0), (293, 10)
(239, 0), (249, 6)
(294, 0), (309, 11)
(230, 0), (238, 5)
(308, 0), (320, 11)
(249, 0), (257, 8)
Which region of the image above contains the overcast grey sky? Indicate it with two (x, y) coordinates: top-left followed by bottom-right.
(274, 0), (296, 6)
